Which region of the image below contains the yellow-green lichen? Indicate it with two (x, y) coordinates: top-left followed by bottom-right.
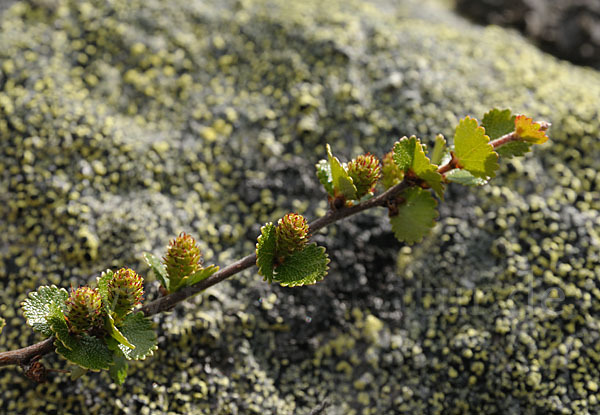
(1, 0), (599, 413)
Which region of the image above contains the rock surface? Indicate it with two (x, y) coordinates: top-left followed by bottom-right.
(0, 0), (599, 413)
(455, 0), (600, 68)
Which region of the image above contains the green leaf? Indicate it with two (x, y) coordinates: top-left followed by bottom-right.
(109, 351), (129, 385)
(390, 187), (438, 244)
(496, 141), (532, 158)
(21, 285), (69, 336)
(116, 312), (157, 360)
(106, 336), (120, 352)
(392, 136), (416, 171)
(0, 317), (5, 335)
(183, 265), (219, 287)
(49, 309), (78, 351)
(55, 334), (113, 371)
(273, 243), (330, 287)
(481, 108), (515, 140)
(143, 252), (169, 291)
(96, 269), (113, 304)
(453, 116), (499, 179)
(316, 159), (334, 197)
(256, 222), (277, 283)
(430, 134), (447, 165)
(393, 136), (444, 199)
(419, 170), (445, 200)
(106, 312), (135, 349)
(445, 169), (488, 186)
(327, 144), (357, 200)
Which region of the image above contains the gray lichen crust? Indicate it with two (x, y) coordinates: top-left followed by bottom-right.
(0, 0), (599, 414)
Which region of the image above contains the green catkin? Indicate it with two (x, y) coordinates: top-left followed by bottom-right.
(107, 268), (144, 318)
(275, 213), (310, 256)
(64, 287), (103, 333)
(163, 232), (203, 287)
(347, 154), (382, 198)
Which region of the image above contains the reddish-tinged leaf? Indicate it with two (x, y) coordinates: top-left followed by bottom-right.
(514, 115), (548, 144)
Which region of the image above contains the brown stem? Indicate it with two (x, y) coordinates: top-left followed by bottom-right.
(437, 151), (460, 175)
(0, 180), (410, 368)
(438, 119), (550, 177)
(0, 119), (550, 370)
(489, 120), (549, 149)
(139, 179), (409, 315)
(489, 131), (519, 149)
(0, 337), (54, 368)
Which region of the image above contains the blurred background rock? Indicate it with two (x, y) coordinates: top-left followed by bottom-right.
(455, 0), (600, 68)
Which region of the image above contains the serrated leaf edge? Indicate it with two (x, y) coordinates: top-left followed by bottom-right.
(116, 313), (158, 361)
(274, 243), (330, 287)
(453, 116), (499, 179)
(54, 335), (112, 371)
(256, 222), (276, 283)
(316, 159), (334, 197)
(21, 285), (69, 337)
(389, 188), (439, 245)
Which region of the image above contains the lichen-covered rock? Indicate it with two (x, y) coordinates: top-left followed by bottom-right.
(0, 0), (599, 413)
(455, 0), (600, 68)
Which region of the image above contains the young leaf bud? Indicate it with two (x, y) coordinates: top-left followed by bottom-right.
(381, 151), (404, 190)
(347, 153), (381, 198)
(163, 232), (203, 287)
(107, 268), (144, 318)
(64, 287), (103, 333)
(276, 213), (310, 256)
